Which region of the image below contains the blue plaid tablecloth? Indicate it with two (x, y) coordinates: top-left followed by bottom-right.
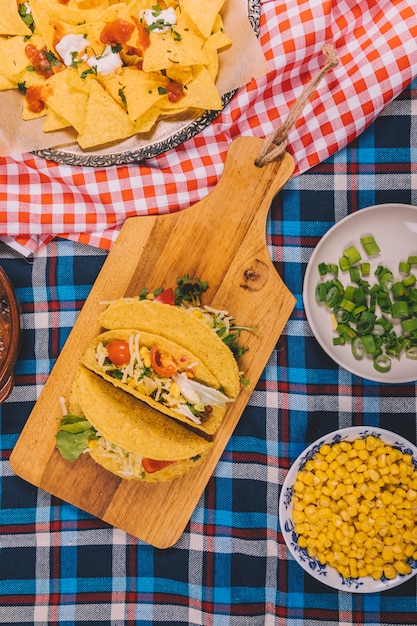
(1, 77), (417, 625)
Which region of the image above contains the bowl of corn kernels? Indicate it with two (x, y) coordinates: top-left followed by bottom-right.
(279, 426), (417, 592)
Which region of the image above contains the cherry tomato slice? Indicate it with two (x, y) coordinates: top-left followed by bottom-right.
(106, 340), (131, 366)
(142, 458), (174, 474)
(153, 287), (175, 305)
(150, 344), (177, 376)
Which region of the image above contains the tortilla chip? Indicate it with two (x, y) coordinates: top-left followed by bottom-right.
(45, 70), (91, 134)
(0, 73), (15, 90)
(175, 65), (223, 111)
(43, 107), (72, 132)
(101, 67), (169, 122)
(77, 79), (138, 149)
(180, 0), (225, 39)
(203, 30), (232, 82)
(142, 11), (208, 72)
(0, 0), (32, 36)
(98, 300), (241, 399)
(0, 34), (46, 83)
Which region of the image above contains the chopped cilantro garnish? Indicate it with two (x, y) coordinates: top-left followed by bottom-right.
(18, 3), (34, 32)
(118, 86), (127, 107)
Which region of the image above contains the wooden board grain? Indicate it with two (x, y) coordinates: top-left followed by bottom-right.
(10, 137), (296, 548)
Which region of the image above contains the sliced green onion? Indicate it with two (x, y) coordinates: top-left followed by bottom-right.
(343, 245), (361, 266)
(373, 354), (391, 373)
(406, 347), (417, 359)
(401, 318), (417, 334)
(391, 281), (407, 298)
(399, 261), (411, 273)
(318, 262), (328, 276)
(402, 274), (416, 288)
(391, 300), (409, 319)
(351, 337), (365, 359)
(360, 235), (380, 256)
(339, 256), (350, 271)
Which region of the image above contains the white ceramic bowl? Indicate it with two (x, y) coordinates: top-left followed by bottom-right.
(279, 426), (417, 592)
(303, 203), (417, 383)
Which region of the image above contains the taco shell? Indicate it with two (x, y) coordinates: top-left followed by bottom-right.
(74, 365), (212, 482)
(88, 444), (209, 483)
(98, 300), (241, 398)
(81, 329), (230, 440)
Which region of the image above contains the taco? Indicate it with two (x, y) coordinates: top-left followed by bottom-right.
(56, 366), (212, 482)
(98, 298), (241, 399)
(80, 328), (233, 440)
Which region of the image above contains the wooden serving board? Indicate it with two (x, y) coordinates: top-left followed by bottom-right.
(10, 137), (296, 548)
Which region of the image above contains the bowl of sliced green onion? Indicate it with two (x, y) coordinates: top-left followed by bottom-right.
(303, 203), (417, 383)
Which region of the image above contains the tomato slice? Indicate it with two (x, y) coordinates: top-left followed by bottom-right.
(106, 340), (131, 366)
(153, 287), (175, 305)
(142, 458), (174, 474)
(150, 344), (177, 376)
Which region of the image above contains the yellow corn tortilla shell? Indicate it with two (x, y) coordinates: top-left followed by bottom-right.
(89, 443), (210, 482)
(74, 366), (212, 482)
(81, 329), (227, 439)
(0, 0), (32, 37)
(98, 300), (241, 399)
(75, 365), (212, 460)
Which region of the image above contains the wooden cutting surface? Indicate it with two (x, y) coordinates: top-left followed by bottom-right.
(10, 136), (296, 548)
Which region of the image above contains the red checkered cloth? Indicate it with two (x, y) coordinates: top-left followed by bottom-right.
(1, 0), (416, 255)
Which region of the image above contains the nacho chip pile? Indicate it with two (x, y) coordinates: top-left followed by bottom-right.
(0, 0), (232, 150)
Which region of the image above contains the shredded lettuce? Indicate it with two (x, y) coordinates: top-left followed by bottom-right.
(56, 414), (97, 461)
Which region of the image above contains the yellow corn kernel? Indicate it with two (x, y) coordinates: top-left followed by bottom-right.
(169, 382), (181, 398)
(292, 510), (306, 524)
(319, 444), (332, 456)
(380, 490), (393, 505)
(383, 564), (397, 580)
(370, 568), (383, 581)
(353, 531), (367, 546)
(394, 561), (412, 576)
(293, 480), (305, 493)
(406, 488), (417, 501)
(366, 436), (380, 451)
(381, 546), (394, 562)
(300, 471), (316, 486)
(353, 438), (366, 450)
